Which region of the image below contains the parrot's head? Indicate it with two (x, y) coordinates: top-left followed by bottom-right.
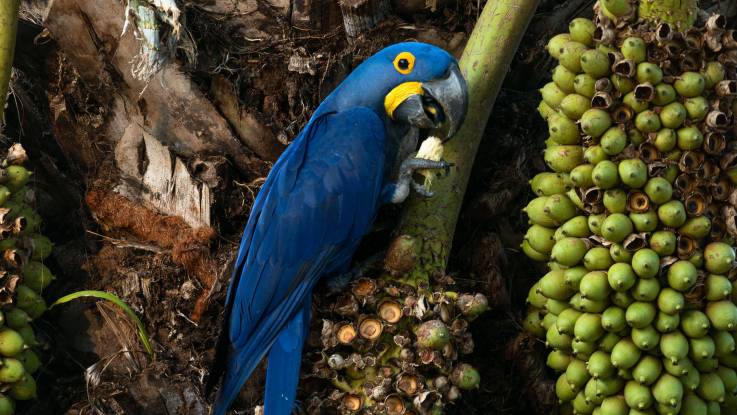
(325, 42), (468, 141)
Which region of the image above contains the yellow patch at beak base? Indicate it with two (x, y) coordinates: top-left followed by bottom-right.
(384, 82), (424, 119)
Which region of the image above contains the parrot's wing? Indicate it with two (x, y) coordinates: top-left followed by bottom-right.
(211, 107), (386, 415)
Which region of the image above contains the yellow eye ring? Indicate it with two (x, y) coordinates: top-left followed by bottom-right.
(393, 52), (416, 75)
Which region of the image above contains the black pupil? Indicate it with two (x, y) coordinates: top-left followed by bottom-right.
(398, 58), (410, 70)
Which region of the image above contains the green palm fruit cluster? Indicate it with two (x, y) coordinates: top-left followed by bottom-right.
(0, 144), (54, 414)
(526, 3), (737, 414)
(310, 273), (488, 414)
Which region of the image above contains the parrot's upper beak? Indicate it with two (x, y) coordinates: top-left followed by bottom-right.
(386, 64), (468, 141)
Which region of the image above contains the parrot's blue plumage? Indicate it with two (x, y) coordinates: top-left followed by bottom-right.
(210, 42), (467, 415)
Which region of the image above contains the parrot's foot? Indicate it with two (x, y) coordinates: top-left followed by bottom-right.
(326, 251), (385, 293)
(381, 157), (452, 204)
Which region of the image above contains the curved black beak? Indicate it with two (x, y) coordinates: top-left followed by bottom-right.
(390, 64), (468, 141)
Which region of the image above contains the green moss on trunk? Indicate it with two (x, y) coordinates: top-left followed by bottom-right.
(638, 0), (698, 31)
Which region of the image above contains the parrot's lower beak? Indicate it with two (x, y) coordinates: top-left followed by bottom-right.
(387, 64), (468, 141)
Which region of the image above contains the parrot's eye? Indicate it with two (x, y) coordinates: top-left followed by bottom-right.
(393, 52), (416, 75)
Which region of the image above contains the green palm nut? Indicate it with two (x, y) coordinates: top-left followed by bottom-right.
(603, 189), (626, 213)
(584, 146), (608, 165)
(601, 0), (632, 16)
(553, 65), (577, 94)
(545, 146), (584, 174)
(632, 249), (660, 279)
(5, 166), (31, 192)
(618, 159), (647, 188)
(705, 242), (736, 274)
(17, 325), (38, 348)
(569, 18), (596, 46)
(0, 329), (23, 358)
(681, 366), (701, 392)
(621, 37), (646, 63)
(583, 247), (614, 271)
(566, 358), (591, 389)
(551, 238), (587, 267)
(675, 72), (706, 98)
(658, 200), (686, 228)
(655, 311), (680, 333)
(556, 373), (578, 402)
(0, 186), (9, 207)
(548, 350), (572, 371)
(611, 338), (641, 369)
(657, 288), (685, 314)
(661, 331), (689, 364)
(541, 82), (567, 109)
(689, 336), (715, 361)
(19, 349), (40, 375)
(588, 214), (605, 236)
(607, 263), (636, 292)
(531, 172), (569, 196)
(21, 261), (54, 293)
(684, 96), (710, 121)
(574, 74), (597, 98)
(416, 320), (451, 349)
(574, 313), (604, 342)
(676, 126), (704, 150)
(564, 266), (588, 290)
(539, 269), (574, 300)
(653, 128), (676, 152)
(600, 395), (628, 415)
(611, 291), (634, 309)
(587, 350), (615, 379)
(702, 61), (725, 89)
(667, 261), (697, 292)
(538, 102), (555, 120)
(663, 355), (692, 377)
(713, 331), (736, 357)
(636, 62), (663, 85)
(600, 127), (627, 155)
(0, 358), (24, 383)
(570, 165), (594, 188)
(623, 92), (650, 113)
(525, 196), (557, 227)
(571, 337), (597, 357)
(632, 325), (660, 351)
(624, 380), (654, 410)
(579, 271), (610, 301)
(705, 275), (732, 301)
(681, 310), (711, 338)
(599, 332), (621, 353)
(635, 110), (662, 133)
(628, 129), (645, 145)
(653, 373), (685, 408)
(630, 211), (658, 233)
(578, 296), (608, 314)
(626, 301), (656, 329)
(567, 188), (585, 210)
(609, 243), (632, 263)
(592, 160), (619, 189)
(580, 109), (612, 138)
(30, 235), (53, 261)
(524, 310), (545, 337)
(549, 113), (581, 145)
(660, 102), (687, 129)
(561, 94), (592, 119)
(5, 309), (31, 330)
(545, 194), (578, 224)
(653, 83), (677, 106)
(631, 278), (660, 302)
(11, 374), (37, 400)
(547, 33), (572, 59)
(573, 391), (596, 414)
(644, 178), (673, 205)
(0, 396), (12, 415)
(547, 298), (569, 315)
(560, 41), (589, 73)
(586, 377), (624, 403)
(15, 285), (46, 319)
(706, 301), (737, 331)
(717, 367), (737, 395)
(522, 240), (549, 262)
(697, 372), (725, 403)
(611, 74), (634, 94)
(682, 393), (707, 415)
(556, 308), (583, 335)
(450, 364), (480, 390)
(601, 306), (627, 332)
(633, 355), (662, 386)
(679, 217), (711, 240)
(580, 49), (610, 78)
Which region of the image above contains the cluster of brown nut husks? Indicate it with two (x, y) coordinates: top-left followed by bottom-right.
(524, 2), (737, 414)
(307, 266), (488, 414)
(0, 144), (54, 414)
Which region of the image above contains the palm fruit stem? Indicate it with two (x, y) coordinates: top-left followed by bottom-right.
(0, 0), (20, 123)
(637, 0), (698, 31)
(395, 0), (540, 283)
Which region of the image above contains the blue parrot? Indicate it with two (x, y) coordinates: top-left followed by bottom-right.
(209, 42), (468, 415)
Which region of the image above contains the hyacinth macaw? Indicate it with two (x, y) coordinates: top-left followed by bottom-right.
(209, 42), (468, 415)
